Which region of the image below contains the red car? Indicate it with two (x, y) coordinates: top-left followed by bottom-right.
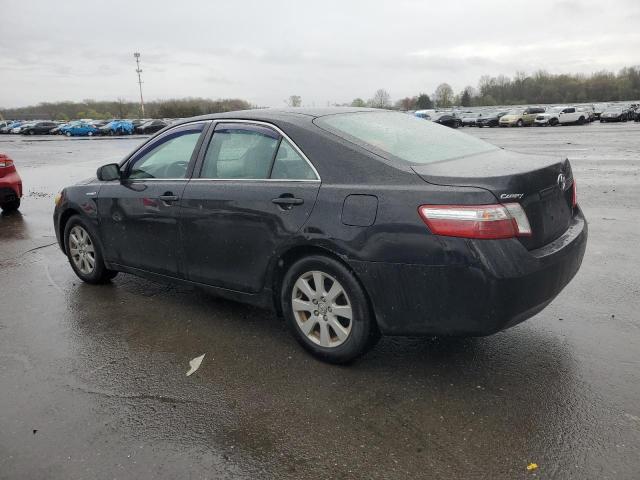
(0, 153), (22, 212)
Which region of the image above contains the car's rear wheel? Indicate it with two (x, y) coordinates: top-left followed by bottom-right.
(1, 199), (20, 213)
(281, 255), (379, 363)
(87, 131), (93, 136)
(64, 216), (117, 284)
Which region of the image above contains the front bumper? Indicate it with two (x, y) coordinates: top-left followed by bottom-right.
(350, 209), (588, 336)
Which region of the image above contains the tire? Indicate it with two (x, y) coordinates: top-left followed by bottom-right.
(281, 255), (380, 363)
(28, 130), (34, 136)
(87, 131), (93, 136)
(1, 198), (20, 213)
(516, 119), (524, 127)
(65, 131), (72, 137)
(550, 118), (559, 126)
(578, 116), (585, 125)
(63, 215), (117, 284)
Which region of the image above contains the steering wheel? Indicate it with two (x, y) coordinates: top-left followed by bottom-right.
(162, 161), (188, 178)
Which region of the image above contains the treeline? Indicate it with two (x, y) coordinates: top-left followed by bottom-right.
(0, 97), (253, 120)
(368, 66), (640, 110)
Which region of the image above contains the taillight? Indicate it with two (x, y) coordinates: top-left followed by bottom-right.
(0, 158), (14, 168)
(571, 180), (577, 208)
(418, 203), (532, 239)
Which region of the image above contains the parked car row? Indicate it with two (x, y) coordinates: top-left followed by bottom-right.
(414, 103), (640, 128)
(0, 118), (174, 136)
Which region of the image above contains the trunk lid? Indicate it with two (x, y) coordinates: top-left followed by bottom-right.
(412, 149), (575, 250)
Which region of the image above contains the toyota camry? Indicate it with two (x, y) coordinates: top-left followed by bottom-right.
(53, 108), (587, 363)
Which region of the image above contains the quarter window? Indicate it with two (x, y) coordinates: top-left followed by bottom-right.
(271, 139), (317, 180)
(128, 125), (204, 179)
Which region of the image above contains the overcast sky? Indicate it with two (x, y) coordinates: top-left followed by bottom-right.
(1, 0), (639, 108)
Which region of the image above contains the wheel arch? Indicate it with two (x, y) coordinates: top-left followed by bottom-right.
(270, 244), (377, 327)
(58, 207), (82, 254)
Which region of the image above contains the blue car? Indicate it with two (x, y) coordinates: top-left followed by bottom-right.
(61, 122), (99, 137)
(1, 121), (24, 134)
(98, 120), (134, 136)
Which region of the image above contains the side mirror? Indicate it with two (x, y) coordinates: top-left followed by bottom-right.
(97, 163), (121, 181)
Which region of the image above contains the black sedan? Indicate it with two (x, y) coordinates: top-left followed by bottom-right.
(430, 112), (461, 128)
(53, 108), (587, 363)
(20, 121), (59, 135)
(135, 119), (168, 134)
(476, 111), (508, 128)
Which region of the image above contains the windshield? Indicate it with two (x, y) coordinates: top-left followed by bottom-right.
(605, 108), (622, 113)
(506, 109), (522, 115)
(548, 107), (563, 113)
(315, 111), (498, 165)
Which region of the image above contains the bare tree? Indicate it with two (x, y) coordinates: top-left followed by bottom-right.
(369, 89), (391, 108)
(287, 95), (302, 107)
(434, 83), (454, 108)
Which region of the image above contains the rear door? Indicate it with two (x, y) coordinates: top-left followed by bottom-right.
(180, 121), (321, 293)
(97, 121), (208, 277)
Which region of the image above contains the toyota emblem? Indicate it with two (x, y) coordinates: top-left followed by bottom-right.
(557, 173), (567, 191)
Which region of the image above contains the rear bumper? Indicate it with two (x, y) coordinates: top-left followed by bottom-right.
(350, 209), (588, 336)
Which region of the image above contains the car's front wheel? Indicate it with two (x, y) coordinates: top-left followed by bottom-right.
(281, 255), (380, 363)
(516, 119), (524, 127)
(64, 216), (117, 284)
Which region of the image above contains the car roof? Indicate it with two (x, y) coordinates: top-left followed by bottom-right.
(173, 107), (380, 127)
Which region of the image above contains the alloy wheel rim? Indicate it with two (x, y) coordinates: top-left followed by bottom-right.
(291, 271), (353, 348)
(68, 225), (96, 275)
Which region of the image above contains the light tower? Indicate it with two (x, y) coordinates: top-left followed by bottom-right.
(133, 52), (145, 117)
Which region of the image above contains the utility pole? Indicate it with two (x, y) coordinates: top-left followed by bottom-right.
(133, 52), (145, 117)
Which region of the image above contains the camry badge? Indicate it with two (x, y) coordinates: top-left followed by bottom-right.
(557, 173), (567, 191)
(500, 193), (524, 200)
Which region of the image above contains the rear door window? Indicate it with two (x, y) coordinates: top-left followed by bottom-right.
(201, 124), (280, 179)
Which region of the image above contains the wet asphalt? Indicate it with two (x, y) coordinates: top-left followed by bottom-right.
(0, 123), (639, 479)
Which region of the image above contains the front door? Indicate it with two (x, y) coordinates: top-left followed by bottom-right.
(97, 122), (208, 277)
(180, 121), (321, 293)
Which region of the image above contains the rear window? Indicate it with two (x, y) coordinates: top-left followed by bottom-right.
(315, 111), (498, 165)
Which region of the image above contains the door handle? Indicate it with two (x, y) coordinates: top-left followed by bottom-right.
(159, 194), (179, 203)
(272, 196), (304, 207)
